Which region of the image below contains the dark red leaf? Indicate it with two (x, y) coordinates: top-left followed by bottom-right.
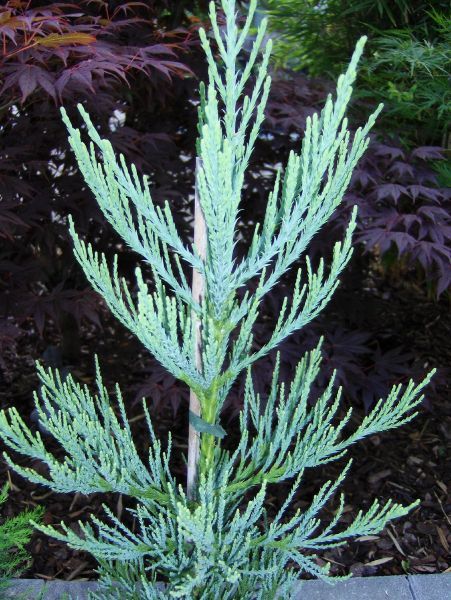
(411, 147), (445, 160)
(18, 64), (39, 101)
(376, 184), (408, 203)
(373, 144), (405, 160)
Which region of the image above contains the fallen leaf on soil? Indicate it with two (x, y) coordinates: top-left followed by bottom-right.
(365, 557), (393, 567)
(368, 469), (392, 484)
(436, 526), (449, 553)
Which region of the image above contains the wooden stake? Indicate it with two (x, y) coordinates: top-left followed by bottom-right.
(187, 158), (206, 500)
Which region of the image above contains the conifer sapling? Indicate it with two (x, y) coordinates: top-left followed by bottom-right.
(0, 1), (435, 597)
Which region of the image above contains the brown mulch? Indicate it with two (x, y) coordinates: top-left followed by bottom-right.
(0, 282), (450, 582)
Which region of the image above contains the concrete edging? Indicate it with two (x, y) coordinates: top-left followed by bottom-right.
(5, 574), (451, 599)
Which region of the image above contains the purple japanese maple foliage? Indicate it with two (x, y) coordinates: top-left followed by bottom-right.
(230, 69), (449, 412)
(347, 143), (450, 296)
(0, 0), (199, 341)
(261, 71), (450, 297)
(0, 17), (447, 417)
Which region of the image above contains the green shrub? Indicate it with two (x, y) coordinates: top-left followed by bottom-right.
(263, 0), (450, 145)
(0, 483), (43, 590)
(358, 12), (450, 145)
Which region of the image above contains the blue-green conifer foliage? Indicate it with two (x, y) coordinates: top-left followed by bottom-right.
(0, 1), (434, 597)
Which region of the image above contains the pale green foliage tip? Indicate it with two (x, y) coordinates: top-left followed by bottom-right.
(0, 0), (435, 598)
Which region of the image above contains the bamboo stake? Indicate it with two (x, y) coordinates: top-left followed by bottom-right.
(187, 158), (206, 500)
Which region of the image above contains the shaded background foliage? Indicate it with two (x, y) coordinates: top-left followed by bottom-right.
(0, 0), (449, 417)
(262, 0), (450, 146)
(0, 0), (449, 583)
(0, 0), (201, 355)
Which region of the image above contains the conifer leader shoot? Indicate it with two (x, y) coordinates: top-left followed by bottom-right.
(0, 1), (435, 598)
